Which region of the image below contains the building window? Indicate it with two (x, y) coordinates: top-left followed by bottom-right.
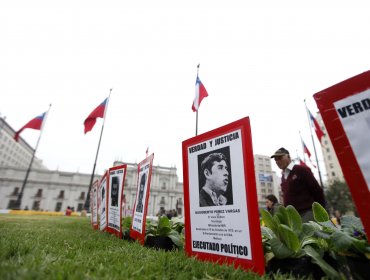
(35, 189), (43, 198)
(161, 182), (166, 190)
(58, 190), (65, 199)
(7, 200), (17, 209)
(176, 198), (183, 215)
(176, 198), (183, 206)
(11, 187), (19, 196)
(55, 202), (62, 212)
(160, 197), (165, 205)
(79, 192), (85, 200)
(77, 203), (83, 212)
(32, 201), (40, 211)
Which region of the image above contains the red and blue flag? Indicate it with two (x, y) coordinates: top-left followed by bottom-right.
(192, 75), (208, 112)
(84, 98), (108, 134)
(14, 112), (46, 142)
(308, 109), (324, 142)
(301, 136), (317, 168)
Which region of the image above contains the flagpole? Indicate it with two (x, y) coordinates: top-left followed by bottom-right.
(299, 131), (307, 163)
(304, 99), (324, 188)
(84, 89), (112, 210)
(195, 64), (200, 136)
(195, 111), (198, 136)
(14, 104), (52, 210)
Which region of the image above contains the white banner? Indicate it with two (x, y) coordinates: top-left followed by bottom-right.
(91, 180), (98, 228)
(99, 175), (107, 231)
(132, 161), (151, 234)
(107, 166), (126, 233)
(188, 129), (252, 260)
(334, 89), (370, 191)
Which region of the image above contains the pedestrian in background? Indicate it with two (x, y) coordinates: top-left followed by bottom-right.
(271, 147), (325, 222)
(265, 194), (281, 216)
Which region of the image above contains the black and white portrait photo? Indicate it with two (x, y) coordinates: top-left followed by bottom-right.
(101, 186), (106, 214)
(198, 147), (233, 207)
(110, 176), (119, 207)
(136, 172), (147, 213)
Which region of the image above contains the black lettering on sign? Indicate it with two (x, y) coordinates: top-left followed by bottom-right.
(337, 98), (370, 118)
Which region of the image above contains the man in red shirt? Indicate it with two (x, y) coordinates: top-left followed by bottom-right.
(271, 147), (325, 222)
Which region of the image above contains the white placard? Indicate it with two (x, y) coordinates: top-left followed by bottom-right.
(334, 89), (370, 191)
(188, 129), (252, 260)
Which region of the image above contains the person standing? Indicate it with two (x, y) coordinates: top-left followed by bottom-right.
(265, 194), (281, 216)
(271, 147), (325, 222)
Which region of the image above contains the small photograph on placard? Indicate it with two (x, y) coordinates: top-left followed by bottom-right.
(111, 176), (119, 207)
(197, 146), (233, 207)
(136, 173), (147, 213)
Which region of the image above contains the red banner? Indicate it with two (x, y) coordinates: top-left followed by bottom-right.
(182, 117), (264, 274)
(314, 70), (370, 237)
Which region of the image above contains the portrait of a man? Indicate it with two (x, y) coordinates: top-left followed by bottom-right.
(111, 176), (119, 207)
(101, 185), (106, 214)
(198, 147), (233, 207)
(136, 173), (146, 213)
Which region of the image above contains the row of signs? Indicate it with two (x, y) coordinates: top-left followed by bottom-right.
(90, 154), (154, 243)
(89, 117), (266, 275)
(88, 70), (370, 276)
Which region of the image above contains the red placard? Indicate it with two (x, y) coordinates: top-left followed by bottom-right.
(130, 153), (154, 244)
(106, 164), (127, 238)
(91, 179), (99, 229)
(182, 117), (264, 275)
(314, 70), (370, 237)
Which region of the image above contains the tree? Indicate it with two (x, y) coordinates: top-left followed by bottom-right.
(325, 180), (357, 216)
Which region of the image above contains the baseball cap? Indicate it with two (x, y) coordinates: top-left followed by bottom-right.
(270, 147), (289, 158)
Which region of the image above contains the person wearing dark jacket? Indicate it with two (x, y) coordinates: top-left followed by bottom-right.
(265, 194), (282, 216)
(271, 147), (325, 222)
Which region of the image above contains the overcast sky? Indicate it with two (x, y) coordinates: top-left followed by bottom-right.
(1, 1), (370, 181)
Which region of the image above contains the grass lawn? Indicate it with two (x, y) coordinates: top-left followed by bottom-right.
(0, 214), (280, 280)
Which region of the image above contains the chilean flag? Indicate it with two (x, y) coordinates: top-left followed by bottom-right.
(298, 157), (309, 168)
(14, 112), (46, 142)
(192, 75), (209, 112)
(301, 138), (312, 158)
(308, 109), (325, 142)
(301, 137), (317, 168)
(84, 98), (108, 134)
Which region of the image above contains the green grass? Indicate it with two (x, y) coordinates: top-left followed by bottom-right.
(0, 214), (287, 280)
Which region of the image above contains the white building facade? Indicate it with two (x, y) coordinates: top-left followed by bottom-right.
(254, 154), (281, 208)
(0, 163), (184, 216)
(0, 117), (184, 215)
(316, 113), (345, 184)
(0, 117), (45, 169)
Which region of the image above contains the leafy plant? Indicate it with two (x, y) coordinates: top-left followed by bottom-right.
(145, 216), (184, 249)
(312, 202), (370, 276)
(324, 180), (357, 215)
(122, 216), (132, 240)
(261, 205), (340, 279)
